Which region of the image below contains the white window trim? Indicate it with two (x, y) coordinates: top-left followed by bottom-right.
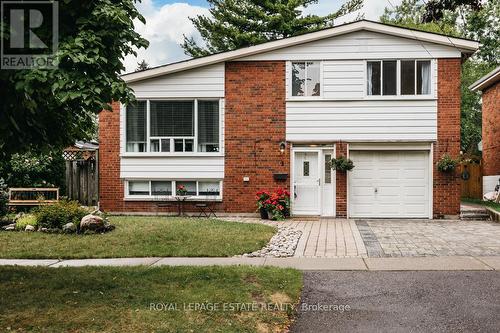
(123, 98), (223, 156)
(287, 60), (323, 100)
(364, 59), (436, 100)
(124, 179), (223, 201)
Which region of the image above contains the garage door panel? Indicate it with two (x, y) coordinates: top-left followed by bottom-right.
(349, 150), (430, 218)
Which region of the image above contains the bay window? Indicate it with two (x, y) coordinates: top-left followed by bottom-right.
(291, 61), (321, 97)
(125, 99), (220, 153)
(127, 180), (222, 199)
(367, 59), (432, 97)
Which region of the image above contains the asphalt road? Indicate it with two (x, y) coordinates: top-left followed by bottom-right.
(291, 271), (500, 333)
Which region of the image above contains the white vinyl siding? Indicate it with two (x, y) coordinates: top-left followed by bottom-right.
(286, 100), (438, 142)
(239, 30), (461, 61)
(128, 63), (224, 99)
(120, 156), (224, 180)
(323, 61), (365, 99)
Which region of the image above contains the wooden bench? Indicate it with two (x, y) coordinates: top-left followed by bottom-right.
(8, 188), (59, 206)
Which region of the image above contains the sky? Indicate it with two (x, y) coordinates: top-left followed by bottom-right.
(123, 0), (404, 72)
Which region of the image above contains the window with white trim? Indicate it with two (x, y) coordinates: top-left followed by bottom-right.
(127, 180), (222, 199)
(291, 61), (321, 97)
(367, 60), (431, 96)
(125, 99), (220, 153)
(126, 101), (147, 152)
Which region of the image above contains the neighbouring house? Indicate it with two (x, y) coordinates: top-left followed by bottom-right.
(99, 20), (479, 219)
(470, 66), (500, 196)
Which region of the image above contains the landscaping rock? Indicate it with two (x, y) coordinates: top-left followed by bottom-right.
(242, 227), (302, 258)
(62, 222), (76, 233)
(25, 225), (35, 232)
(39, 227), (48, 232)
(2, 223), (16, 231)
(80, 214), (105, 232)
(0, 217), (14, 227)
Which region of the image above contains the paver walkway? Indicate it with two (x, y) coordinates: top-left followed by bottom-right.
(290, 218), (367, 258)
(224, 217), (367, 258)
(360, 219), (500, 257)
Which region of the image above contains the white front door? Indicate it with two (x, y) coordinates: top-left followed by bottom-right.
(293, 151), (320, 215)
(349, 150), (431, 218)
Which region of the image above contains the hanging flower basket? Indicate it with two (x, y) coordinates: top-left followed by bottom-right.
(437, 154), (458, 173)
(329, 156), (355, 172)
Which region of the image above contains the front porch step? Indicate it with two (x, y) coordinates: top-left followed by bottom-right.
(460, 210), (491, 221)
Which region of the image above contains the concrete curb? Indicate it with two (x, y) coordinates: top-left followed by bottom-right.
(1, 256), (500, 271)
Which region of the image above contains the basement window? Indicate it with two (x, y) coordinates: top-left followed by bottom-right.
(127, 180), (222, 199)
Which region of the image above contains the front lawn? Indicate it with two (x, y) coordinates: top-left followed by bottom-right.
(0, 266), (302, 332)
(0, 216), (275, 259)
(462, 198), (500, 212)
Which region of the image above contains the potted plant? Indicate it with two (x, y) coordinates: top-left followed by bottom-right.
(255, 190), (271, 219)
(437, 154), (458, 173)
(330, 156), (355, 172)
(176, 185), (188, 196)
(264, 188), (291, 221)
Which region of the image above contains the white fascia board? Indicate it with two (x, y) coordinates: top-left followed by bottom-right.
(469, 66), (500, 92)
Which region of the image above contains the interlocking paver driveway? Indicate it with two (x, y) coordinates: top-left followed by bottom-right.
(359, 219), (500, 257)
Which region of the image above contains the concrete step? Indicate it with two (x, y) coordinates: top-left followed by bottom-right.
(460, 211), (491, 221)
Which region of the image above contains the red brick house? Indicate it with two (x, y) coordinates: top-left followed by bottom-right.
(99, 20), (479, 218)
(470, 66), (500, 195)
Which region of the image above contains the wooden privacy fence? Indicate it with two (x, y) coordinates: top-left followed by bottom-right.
(63, 143), (99, 206)
(460, 162), (482, 199)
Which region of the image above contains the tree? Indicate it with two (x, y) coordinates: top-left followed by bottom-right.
(182, 0), (364, 57)
(381, 0), (499, 153)
(0, 0), (149, 157)
(136, 59), (150, 71)
(422, 0), (482, 22)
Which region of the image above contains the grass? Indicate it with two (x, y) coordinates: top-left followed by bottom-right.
(462, 198), (500, 212)
(0, 265), (303, 332)
(0, 216), (276, 259)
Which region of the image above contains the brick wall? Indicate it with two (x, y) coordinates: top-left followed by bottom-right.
(482, 83), (500, 176)
(98, 101), (124, 212)
(224, 61), (289, 212)
(433, 58), (462, 217)
(335, 142), (348, 217)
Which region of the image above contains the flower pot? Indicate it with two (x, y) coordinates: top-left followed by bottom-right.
(259, 207), (268, 220)
(267, 210), (274, 220)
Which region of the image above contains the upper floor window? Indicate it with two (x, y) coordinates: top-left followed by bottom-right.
(125, 99), (220, 153)
(367, 60), (431, 97)
(291, 61), (321, 97)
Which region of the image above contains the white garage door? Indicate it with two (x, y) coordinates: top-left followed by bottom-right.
(349, 151), (430, 218)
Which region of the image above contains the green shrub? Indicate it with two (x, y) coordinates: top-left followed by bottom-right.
(36, 200), (88, 229)
(15, 214), (38, 230)
(0, 178), (8, 217)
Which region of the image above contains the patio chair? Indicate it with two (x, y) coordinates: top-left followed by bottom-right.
(195, 195), (218, 218)
(153, 195), (174, 215)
